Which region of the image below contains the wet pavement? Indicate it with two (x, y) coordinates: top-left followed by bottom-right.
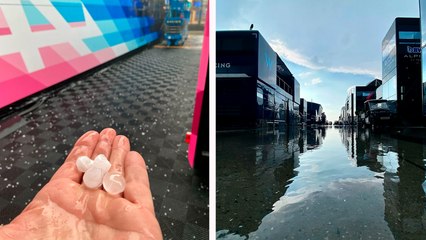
(0, 32), (208, 240)
(217, 127), (426, 240)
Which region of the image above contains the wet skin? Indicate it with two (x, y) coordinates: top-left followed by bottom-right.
(0, 128), (162, 240)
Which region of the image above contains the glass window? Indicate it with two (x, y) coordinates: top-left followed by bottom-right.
(389, 76), (397, 100)
(382, 76), (397, 101)
(257, 89), (263, 105)
(398, 31), (421, 40)
(268, 93), (274, 104)
(383, 34), (396, 58)
(382, 35), (396, 81)
(376, 85), (383, 99)
(370, 102), (389, 110)
(383, 81), (389, 100)
(294, 80), (300, 104)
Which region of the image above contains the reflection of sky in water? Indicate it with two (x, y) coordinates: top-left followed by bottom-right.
(217, 127), (426, 240)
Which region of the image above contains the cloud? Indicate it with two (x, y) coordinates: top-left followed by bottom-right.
(328, 66), (381, 78)
(269, 39), (322, 70)
(297, 71), (314, 78)
(311, 78), (322, 85)
(304, 77), (322, 86)
(269, 39), (380, 78)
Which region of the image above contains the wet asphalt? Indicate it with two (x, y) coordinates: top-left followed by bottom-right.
(217, 126), (426, 240)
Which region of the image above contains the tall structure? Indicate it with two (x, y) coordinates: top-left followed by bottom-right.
(306, 101), (323, 125)
(344, 79), (382, 125)
(277, 54), (301, 125)
(216, 30), (301, 130)
(379, 18), (422, 125)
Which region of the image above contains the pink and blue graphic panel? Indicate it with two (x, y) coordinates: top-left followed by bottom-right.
(0, 8), (11, 35)
(0, 0), (161, 109)
(22, 0), (56, 32)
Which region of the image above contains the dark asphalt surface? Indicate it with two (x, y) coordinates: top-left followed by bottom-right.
(217, 127), (426, 240)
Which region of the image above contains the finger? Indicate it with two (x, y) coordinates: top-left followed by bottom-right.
(123, 151), (155, 213)
(92, 128), (116, 159)
(104, 136), (130, 197)
(109, 135), (130, 174)
(51, 131), (99, 183)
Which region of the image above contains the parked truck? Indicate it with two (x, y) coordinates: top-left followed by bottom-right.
(163, 0), (190, 46)
(360, 99), (393, 129)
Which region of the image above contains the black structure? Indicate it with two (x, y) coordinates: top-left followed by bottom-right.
(378, 18), (422, 125)
(306, 101), (323, 125)
(343, 79), (382, 125)
(216, 30), (301, 130)
(276, 54), (301, 126)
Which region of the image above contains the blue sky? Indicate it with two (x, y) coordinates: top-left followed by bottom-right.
(216, 0), (419, 121)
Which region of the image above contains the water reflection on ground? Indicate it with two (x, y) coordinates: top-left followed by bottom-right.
(217, 127), (426, 240)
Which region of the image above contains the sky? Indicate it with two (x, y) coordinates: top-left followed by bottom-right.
(216, 0), (419, 121)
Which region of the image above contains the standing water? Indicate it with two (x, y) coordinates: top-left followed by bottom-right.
(217, 127), (426, 239)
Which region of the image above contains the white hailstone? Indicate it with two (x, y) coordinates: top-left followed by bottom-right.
(103, 172), (126, 195)
(83, 167), (103, 189)
(93, 154), (111, 174)
(76, 156), (93, 172)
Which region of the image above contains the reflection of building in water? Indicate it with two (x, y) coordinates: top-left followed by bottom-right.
(306, 127), (326, 150)
(353, 129), (398, 172)
(340, 128), (426, 239)
(298, 127), (308, 154)
(216, 128), (313, 236)
(383, 140), (426, 239)
(338, 127), (357, 162)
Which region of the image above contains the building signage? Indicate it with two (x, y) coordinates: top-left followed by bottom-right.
(264, 52), (273, 70)
(399, 44), (421, 64)
(407, 46), (421, 53)
(216, 63), (231, 68)
(258, 34), (276, 86)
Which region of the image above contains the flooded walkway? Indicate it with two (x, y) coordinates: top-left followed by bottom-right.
(217, 127), (426, 239)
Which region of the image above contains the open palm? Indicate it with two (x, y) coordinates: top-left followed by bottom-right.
(0, 129), (162, 240)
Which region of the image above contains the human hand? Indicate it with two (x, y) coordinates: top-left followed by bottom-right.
(0, 128), (162, 240)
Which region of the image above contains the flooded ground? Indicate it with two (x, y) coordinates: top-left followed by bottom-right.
(217, 127), (426, 239)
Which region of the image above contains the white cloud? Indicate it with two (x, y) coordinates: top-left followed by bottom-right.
(297, 71), (314, 78)
(269, 39), (380, 78)
(311, 78), (322, 85)
(269, 39), (322, 70)
(328, 66), (380, 78)
(304, 77), (322, 86)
